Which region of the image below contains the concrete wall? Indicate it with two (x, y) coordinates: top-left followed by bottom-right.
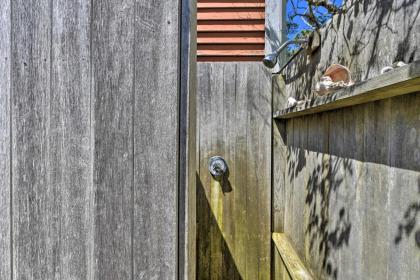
(272, 1), (420, 279)
(0, 0), (196, 279)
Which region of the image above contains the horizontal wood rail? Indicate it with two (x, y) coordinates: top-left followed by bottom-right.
(197, 8), (265, 20)
(272, 233), (314, 280)
(198, 32), (265, 44)
(197, 0), (265, 8)
(197, 56), (262, 62)
(197, 20), (265, 32)
(274, 60), (420, 119)
(198, 44), (264, 57)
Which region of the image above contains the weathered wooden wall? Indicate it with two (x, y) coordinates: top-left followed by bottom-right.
(0, 0), (196, 279)
(196, 62), (272, 279)
(272, 0), (420, 279)
(284, 0), (420, 101)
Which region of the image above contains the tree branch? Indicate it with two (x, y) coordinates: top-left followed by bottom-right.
(307, 0), (343, 14)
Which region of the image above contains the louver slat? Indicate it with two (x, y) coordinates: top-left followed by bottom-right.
(197, 0), (265, 61)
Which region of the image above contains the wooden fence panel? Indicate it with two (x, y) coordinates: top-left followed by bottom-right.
(1, 0), (195, 279)
(272, 1), (420, 279)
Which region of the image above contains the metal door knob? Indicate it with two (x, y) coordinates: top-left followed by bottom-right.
(208, 156), (228, 178)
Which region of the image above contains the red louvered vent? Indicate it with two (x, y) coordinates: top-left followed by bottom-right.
(197, 0), (265, 62)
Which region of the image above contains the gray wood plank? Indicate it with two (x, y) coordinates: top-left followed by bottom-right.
(283, 118), (294, 245)
(91, 1), (134, 279)
(50, 1), (92, 279)
(325, 109), (345, 280)
(221, 63), (238, 280)
(293, 116), (307, 256)
(179, 1), (197, 279)
(388, 93), (420, 280)
(339, 104), (364, 279)
(133, 1), (180, 279)
(272, 74), (288, 262)
(196, 63), (212, 280)
(308, 112), (330, 279)
(208, 63), (225, 280)
(245, 63), (271, 279)
(233, 63), (249, 280)
(361, 100), (391, 279)
(0, 0), (11, 278)
(303, 112), (323, 276)
(11, 0), (53, 278)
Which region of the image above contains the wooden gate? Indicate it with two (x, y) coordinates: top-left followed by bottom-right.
(196, 62), (272, 279)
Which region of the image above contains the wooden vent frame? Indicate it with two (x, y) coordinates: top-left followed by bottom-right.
(197, 0), (265, 62)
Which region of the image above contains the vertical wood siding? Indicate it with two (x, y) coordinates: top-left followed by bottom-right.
(0, 0), (196, 279)
(197, 0), (265, 61)
(196, 62), (272, 279)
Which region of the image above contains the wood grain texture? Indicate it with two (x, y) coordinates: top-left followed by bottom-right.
(5, 0), (195, 279)
(196, 62), (271, 279)
(361, 100), (391, 279)
(0, 0), (11, 278)
(11, 1), (53, 278)
(133, 1), (180, 279)
(10, 1), (93, 279)
(50, 1), (92, 278)
(272, 75), (287, 280)
(91, 1), (134, 279)
(272, 233), (313, 280)
(179, 0), (198, 279)
(387, 93), (420, 280)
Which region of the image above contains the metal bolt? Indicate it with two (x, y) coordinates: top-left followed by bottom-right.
(208, 156), (228, 178)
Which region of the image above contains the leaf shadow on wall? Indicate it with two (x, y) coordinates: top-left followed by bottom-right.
(394, 178), (420, 249)
(277, 118), (353, 280)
